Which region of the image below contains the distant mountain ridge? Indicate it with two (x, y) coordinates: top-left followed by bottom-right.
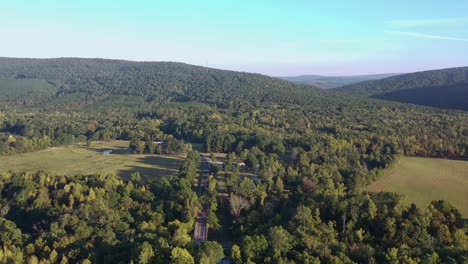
(334, 67), (468, 110)
(0, 57), (327, 110)
(2, 57), (466, 112)
(280, 73), (401, 89)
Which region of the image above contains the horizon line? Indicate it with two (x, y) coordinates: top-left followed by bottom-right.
(0, 56), (466, 77)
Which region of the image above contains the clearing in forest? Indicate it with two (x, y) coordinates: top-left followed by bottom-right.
(0, 140), (184, 181)
(368, 157), (468, 217)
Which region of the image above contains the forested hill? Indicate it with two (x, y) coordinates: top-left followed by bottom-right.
(0, 57), (326, 110)
(334, 67), (468, 110)
(280, 73), (400, 89)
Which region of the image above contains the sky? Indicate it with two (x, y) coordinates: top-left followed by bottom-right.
(1, 0), (468, 76)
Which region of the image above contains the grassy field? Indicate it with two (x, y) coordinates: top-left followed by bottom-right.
(0, 141), (184, 181)
(368, 157), (468, 217)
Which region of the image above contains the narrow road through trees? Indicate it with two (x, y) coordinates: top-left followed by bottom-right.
(194, 156), (210, 243)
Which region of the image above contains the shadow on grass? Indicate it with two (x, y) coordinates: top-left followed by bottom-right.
(117, 155), (183, 181)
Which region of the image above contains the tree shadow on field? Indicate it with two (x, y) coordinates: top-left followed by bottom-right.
(117, 155), (183, 181)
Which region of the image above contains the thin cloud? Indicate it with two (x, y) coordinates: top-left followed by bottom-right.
(387, 17), (468, 27)
(386, 30), (468, 42)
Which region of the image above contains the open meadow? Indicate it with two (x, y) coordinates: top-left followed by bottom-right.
(368, 157), (468, 217)
(0, 140), (184, 181)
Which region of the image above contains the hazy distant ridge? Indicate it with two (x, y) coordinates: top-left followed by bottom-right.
(335, 67), (468, 110)
(280, 73), (401, 89)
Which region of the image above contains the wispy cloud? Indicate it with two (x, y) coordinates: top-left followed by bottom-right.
(387, 17), (468, 27)
(386, 30), (468, 42)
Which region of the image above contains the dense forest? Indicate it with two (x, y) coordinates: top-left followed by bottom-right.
(0, 58), (467, 263)
(335, 67), (468, 110)
(0, 57), (329, 111)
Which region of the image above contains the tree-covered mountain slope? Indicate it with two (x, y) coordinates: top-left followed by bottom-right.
(0, 78), (58, 110)
(0, 57), (327, 110)
(335, 67), (468, 110)
(280, 73), (400, 89)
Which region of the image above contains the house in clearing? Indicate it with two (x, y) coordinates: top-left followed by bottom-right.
(234, 161), (246, 166)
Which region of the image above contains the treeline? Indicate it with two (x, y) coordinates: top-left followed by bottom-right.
(156, 103), (467, 160)
(0, 112), (189, 155)
(129, 137), (191, 155)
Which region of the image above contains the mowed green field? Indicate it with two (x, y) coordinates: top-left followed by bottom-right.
(0, 141), (184, 181)
(368, 157), (468, 217)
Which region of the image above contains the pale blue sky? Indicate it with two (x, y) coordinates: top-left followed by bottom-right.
(1, 0), (467, 75)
